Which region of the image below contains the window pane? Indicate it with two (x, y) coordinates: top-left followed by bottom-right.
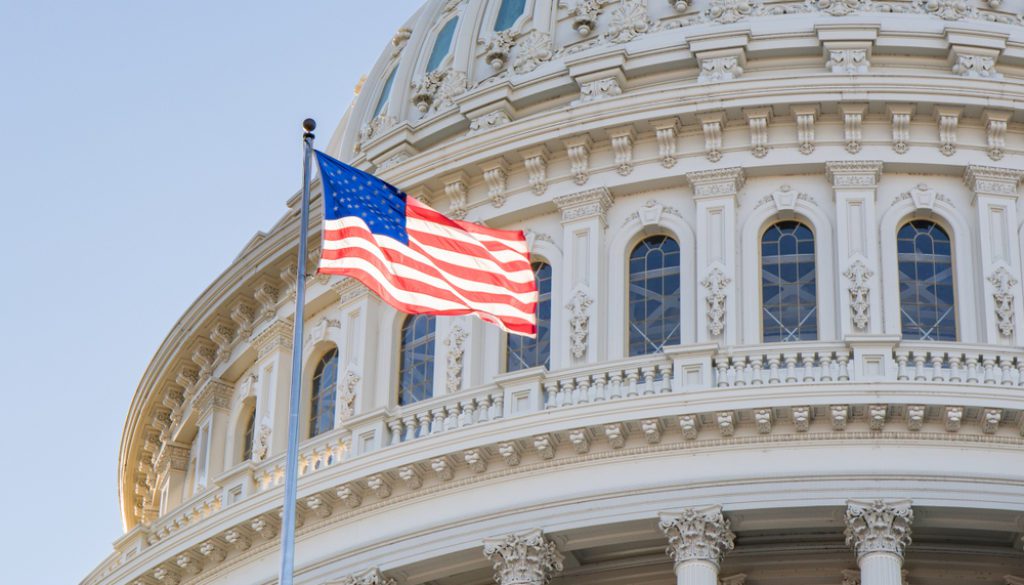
(309, 349), (339, 438)
(507, 263), (552, 372)
(399, 315), (436, 405)
(494, 0), (526, 31)
(761, 221), (817, 342)
(242, 408), (255, 462)
(372, 67), (398, 118)
(426, 18), (458, 73)
(629, 236), (681, 356)
(897, 220), (956, 341)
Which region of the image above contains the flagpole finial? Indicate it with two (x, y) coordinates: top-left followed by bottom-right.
(303, 118), (316, 138)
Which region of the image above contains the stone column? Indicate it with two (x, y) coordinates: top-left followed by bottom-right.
(658, 505), (736, 585)
(687, 169), (744, 346)
(826, 161), (884, 337)
(483, 529), (564, 585)
(963, 165), (1024, 346)
(844, 500), (913, 585)
(554, 188), (613, 365)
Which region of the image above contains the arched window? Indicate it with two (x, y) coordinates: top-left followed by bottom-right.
(507, 262), (552, 372)
(494, 0), (527, 31)
(897, 220), (956, 341)
(241, 407), (256, 462)
(629, 236), (681, 356)
(426, 18), (458, 73)
(309, 349), (338, 438)
(399, 315), (436, 405)
(372, 67), (398, 118)
(761, 221), (818, 342)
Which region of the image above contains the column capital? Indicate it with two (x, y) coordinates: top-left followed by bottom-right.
(964, 164), (1024, 198)
(483, 529), (564, 585)
(826, 161), (883, 188)
(844, 499), (913, 560)
(193, 378), (233, 414)
(658, 505), (735, 568)
(553, 187), (613, 223)
(687, 168), (745, 199)
(333, 568), (396, 585)
(251, 318), (294, 359)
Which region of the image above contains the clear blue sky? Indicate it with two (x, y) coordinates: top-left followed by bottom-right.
(0, 1), (423, 582)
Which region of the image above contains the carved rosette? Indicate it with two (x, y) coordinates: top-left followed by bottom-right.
(707, 0), (756, 23)
(844, 260), (873, 330)
(513, 31), (553, 74)
(844, 500), (914, 560)
(701, 267), (731, 336)
(988, 266), (1018, 337)
(607, 0), (651, 43)
(658, 506), (736, 568)
(483, 529), (564, 585)
(565, 288), (594, 359)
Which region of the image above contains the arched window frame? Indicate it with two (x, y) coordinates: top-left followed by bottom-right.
(626, 235), (683, 357)
(423, 16), (460, 74)
(396, 314), (437, 406)
(608, 214), (696, 360)
(893, 219), (958, 341)
(740, 198), (837, 345)
(505, 260), (553, 372)
(371, 65), (399, 119)
(308, 348), (339, 439)
(240, 404), (256, 463)
(487, 0), (532, 32)
(879, 195), (977, 343)
(758, 219), (819, 343)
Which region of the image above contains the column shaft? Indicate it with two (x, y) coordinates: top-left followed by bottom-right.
(859, 552), (903, 585)
(675, 560), (718, 585)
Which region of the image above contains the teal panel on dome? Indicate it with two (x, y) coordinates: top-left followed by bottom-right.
(494, 0), (526, 31)
(372, 67), (398, 117)
(426, 18), (458, 73)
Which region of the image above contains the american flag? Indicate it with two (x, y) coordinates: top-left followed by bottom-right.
(314, 151), (538, 337)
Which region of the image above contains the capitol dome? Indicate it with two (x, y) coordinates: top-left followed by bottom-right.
(86, 1), (1024, 584)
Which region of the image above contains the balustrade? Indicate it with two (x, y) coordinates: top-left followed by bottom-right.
(384, 386), (505, 446)
(711, 343), (851, 387)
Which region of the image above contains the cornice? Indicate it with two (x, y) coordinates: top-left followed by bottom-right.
(825, 161), (884, 188)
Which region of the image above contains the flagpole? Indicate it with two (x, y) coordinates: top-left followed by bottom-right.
(278, 117), (316, 585)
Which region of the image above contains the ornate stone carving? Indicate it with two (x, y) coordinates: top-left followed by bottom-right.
(522, 147), (549, 195)
(445, 323), (469, 394)
(533, 434), (556, 459)
(952, 54), (1000, 78)
(398, 465), (423, 489)
(700, 113), (725, 161)
(431, 455), (455, 480)
(893, 184), (950, 209)
(935, 107), (960, 156)
(570, 0), (603, 36)
(230, 301), (256, 339)
(701, 267), (730, 336)
(513, 31), (553, 74)
(688, 167), (746, 198)
(845, 499), (914, 560)
(336, 484), (363, 508)
(982, 408), (1002, 433)
(794, 107), (816, 154)
(641, 419), (663, 443)
(889, 105), (912, 154)
(609, 127), (635, 175)
(745, 108), (770, 158)
(153, 567), (181, 585)
(498, 441), (521, 466)
(483, 529), (565, 585)
(566, 288), (593, 359)
(944, 405), (963, 431)
(658, 505), (736, 567)
(988, 266), (1018, 337)
(482, 30), (518, 70)
(698, 56), (743, 83)
(224, 528), (251, 551)
(716, 411), (736, 436)
(707, 0), (756, 23)
(410, 69), (466, 113)
(842, 104), (866, 154)
(576, 76), (623, 104)
(444, 175), (469, 220)
(754, 409), (772, 433)
(338, 568), (397, 585)
(358, 114), (398, 146)
(392, 27), (412, 55)
(482, 160), (509, 207)
(869, 404), (887, 430)
(339, 369), (360, 421)
(464, 448), (488, 473)
(565, 137), (593, 185)
(254, 418), (271, 461)
(791, 406), (811, 431)
(366, 474), (391, 498)
(818, 0), (863, 16)
(828, 49), (869, 73)
(554, 187), (613, 222)
(679, 414), (700, 439)
(254, 282), (280, 322)
(652, 118), (681, 167)
(607, 0), (651, 44)
(984, 111), (1010, 161)
(844, 260), (873, 330)
(921, 0), (971, 20)
(604, 422), (627, 448)
(469, 110), (512, 135)
(831, 405), (849, 430)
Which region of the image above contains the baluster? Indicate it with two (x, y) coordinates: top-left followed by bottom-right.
(802, 353), (816, 382)
(428, 409), (442, 435)
(768, 355), (782, 384)
(402, 415), (417, 442)
(477, 395), (492, 422)
(983, 357), (997, 384)
(593, 371), (608, 401)
(556, 379), (570, 407)
(750, 356), (763, 385)
(460, 399), (476, 426)
(913, 353), (927, 381)
(716, 359), (730, 388)
(1017, 359), (1024, 387)
(492, 392), (505, 418)
(642, 366), (657, 395)
(895, 351), (909, 381)
(659, 362), (673, 393)
(564, 377), (579, 405)
(609, 371), (624, 399)
(577, 376), (592, 404)
(948, 354), (962, 382)
(1000, 357), (1013, 385)
(544, 380), (558, 409)
(819, 353), (833, 382)
(627, 368), (641, 396)
(836, 352), (851, 381)
(388, 418), (404, 446)
(446, 404), (462, 430)
(965, 355), (979, 383)
(733, 357), (748, 386)
(930, 354), (945, 381)
(784, 353), (798, 383)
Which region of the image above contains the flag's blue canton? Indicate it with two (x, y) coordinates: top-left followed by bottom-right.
(316, 151), (409, 245)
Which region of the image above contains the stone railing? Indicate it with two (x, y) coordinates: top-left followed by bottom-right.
(146, 488), (223, 545)
(711, 342), (852, 387)
(254, 428), (349, 492)
(543, 353), (675, 408)
(894, 344), (1024, 386)
(383, 385), (506, 446)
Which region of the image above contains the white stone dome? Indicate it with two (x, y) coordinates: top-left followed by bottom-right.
(85, 1), (1024, 585)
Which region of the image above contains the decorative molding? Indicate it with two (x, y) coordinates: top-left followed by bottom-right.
(554, 187), (613, 223)
(513, 31), (553, 74)
(828, 48), (869, 73)
(707, 0), (758, 23)
(575, 76), (623, 105)
(607, 0), (652, 44)
(339, 369), (360, 421)
(700, 112), (726, 162)
(964, 165), (1024, 197)
(687, 167), (745, 198)
(658, 505), (736, 567)
(481, 30), (518, 70)
(988, 266), (1018, 337)
(445, 323), (469, 394)
(951, 52), (1001, 79)
(934, 106), (961, 157)
(652, 118), (681, 167)
(826, 160), (883, 187)
(793, 105), (817, 155)
(844, 499), (914, 560)
(483, 529), (565, 585)
(888, 104), (913, 154)
(893, 184), (950, 209)
(701, 267), (731, 336)
(481, 159), (509, 207)
(698, 55), (744, 83)
(565, 288), (594, 359)
(469, 111), (512, 135)
(622, 199), (683, 227)
(565, 136), (593, 185)
(744, 107), (771, 158)
(522, 146), (550, 195)
(335, 568), (396, 585)
(983, 110), (1011, 161)
(844, 260), (873, 330)
(569, 0), (603, 36)
(410, 68), (467, 114)
(608, 126), (636, 175)
(841, 103), (867, 154)
(443, 173), (469, 220)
